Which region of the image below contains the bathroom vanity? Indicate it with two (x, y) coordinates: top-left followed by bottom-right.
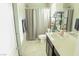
(46, 32), (77, 56)
(46, 34), (59, 56)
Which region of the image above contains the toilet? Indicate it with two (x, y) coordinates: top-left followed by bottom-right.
(38, 34), (46, 43)
(38, 29), (51, 43)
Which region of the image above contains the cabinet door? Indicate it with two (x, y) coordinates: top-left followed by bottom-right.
(48, 44), (52, 56)
(46, 38), (48, 55)
(46, 37), (53, 56)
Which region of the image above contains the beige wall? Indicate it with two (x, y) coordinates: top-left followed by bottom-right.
(56, 3), (64, 11)
(56, 3), (72, 11)
(25, 3), (51, 9)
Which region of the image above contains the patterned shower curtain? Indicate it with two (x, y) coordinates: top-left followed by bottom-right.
(25, 8), (50, 40)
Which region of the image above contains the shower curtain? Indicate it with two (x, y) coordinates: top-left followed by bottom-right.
(25, 8), (50, 40)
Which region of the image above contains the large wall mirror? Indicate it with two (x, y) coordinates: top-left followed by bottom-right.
(50, 8), (74, 32)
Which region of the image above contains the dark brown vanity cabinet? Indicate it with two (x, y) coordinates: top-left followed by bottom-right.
(46, 35), (59, 56)
(46, 40), (53, 56)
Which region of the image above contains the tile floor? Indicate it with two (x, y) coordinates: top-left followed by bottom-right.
(21, 39), (47, 56)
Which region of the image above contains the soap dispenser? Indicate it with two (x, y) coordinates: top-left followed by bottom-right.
(60, 24), (66, 36)
(60, 28), (64, 36)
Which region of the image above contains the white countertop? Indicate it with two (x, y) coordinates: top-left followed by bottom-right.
(46, 32), (77, 56)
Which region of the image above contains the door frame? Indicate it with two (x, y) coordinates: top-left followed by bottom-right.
(12, 3), (22, 56)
